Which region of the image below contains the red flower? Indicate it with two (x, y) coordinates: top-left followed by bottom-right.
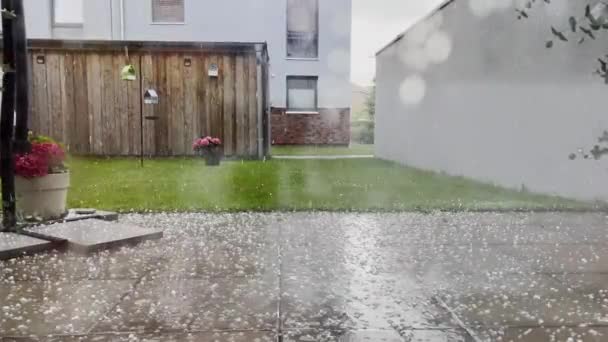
(15, 153), (49, 178)
(193, 136), (222, 151)
(15, 141), (66, 179)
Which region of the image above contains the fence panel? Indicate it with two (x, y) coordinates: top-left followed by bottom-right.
(27, 44), (264, 157)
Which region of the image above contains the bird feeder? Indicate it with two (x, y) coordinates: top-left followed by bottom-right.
(208, 63), (219, 77)
(144, 89), (159, 105)
(121, 64), (137, 81)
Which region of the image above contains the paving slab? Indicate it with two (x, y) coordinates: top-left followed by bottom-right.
(24, 220), (163, 254)
(282, 329), (403, 341)
(0, 233), (55, 261)
(1, 332), (276, 341)
(282, 329), (469, 341)
(65, 209), (119, 222)
(92, 274), (278, 333)
(475, 327), (608, 342)
(2, 212), (608, 341)
(0, 280), (132, 336)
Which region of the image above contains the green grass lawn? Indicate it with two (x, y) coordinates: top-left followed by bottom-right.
(271, 144), (374, 156)
(67, 157), (590, 212)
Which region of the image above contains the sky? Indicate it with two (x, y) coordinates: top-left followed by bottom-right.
(351, 0), (444, 86)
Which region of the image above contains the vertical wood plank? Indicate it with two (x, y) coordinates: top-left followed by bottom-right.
(184, 54), (199, 155)
(86, 53), (103, 154)
(217, 54), (225, 151)
(178, 53), (187, 156)
(156, 53), (170, 156)
(241, 54), (250, 155)
(235, 55), (247, 156)
(207, 54), (219, 138)
(27, 53), (38, 134)
(128, 53), (142, 156)
(60, 53), (75, 152)
(113, 53), (127, 155)
(141, 53), (157, 156)
(45, 53), (63, 142)
(31, 51), (49, 136)
(199, 53), (211, 136)
(72, 53), (90, 154)
(248, 54), (258, 156)
(169, 53), (185, 155)
(222, 55), (235, 156)
(101, 53), (115, 155)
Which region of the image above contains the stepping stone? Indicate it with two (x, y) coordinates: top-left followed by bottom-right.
(65, 209), (119, 222)
(25, 220), (163, 254)
(0, 233), (54, 260)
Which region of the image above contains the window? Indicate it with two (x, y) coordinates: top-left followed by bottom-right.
(52, 0), (84, 26)
(152, 0), (185, 23)
(287, 76), (318, 111)
(286, 0), (319, 58)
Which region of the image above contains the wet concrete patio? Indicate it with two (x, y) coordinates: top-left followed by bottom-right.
(1, 212), (607, 341)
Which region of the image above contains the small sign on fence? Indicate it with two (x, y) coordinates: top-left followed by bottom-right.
(208, 63), (219, 77)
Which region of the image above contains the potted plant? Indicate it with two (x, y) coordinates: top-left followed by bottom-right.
(193, 136), (223, 166)
(14, 134), (69, 220)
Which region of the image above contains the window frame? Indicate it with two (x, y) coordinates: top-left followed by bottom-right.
(286, 0), (319, 59)
(286, 76), (319, 113)
(51, 0), (84, 28)
(151, 0), (186, 25)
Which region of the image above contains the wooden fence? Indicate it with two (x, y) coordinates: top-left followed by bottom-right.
(26, 40), (269, 157)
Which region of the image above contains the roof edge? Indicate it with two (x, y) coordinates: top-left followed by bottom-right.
(15, 39), (268, 53)
(375, 0), (456, 56)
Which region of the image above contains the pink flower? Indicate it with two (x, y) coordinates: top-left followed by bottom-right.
(193, 136), (222, 151)
(15, 141), (65, 178)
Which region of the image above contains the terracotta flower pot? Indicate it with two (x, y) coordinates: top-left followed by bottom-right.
(15, 172), (70, 220)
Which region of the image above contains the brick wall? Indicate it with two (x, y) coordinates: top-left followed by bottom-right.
(271, 108), (351, 145)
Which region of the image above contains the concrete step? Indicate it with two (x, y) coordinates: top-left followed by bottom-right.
(25, 220), (163, 254)
(0, 232), (55, 260)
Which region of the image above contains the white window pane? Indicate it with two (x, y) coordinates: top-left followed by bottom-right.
(289, 89), (316, 109)
(152, 0), (185, 23)
(54, 0), (83, 25)
(287, 0), (318, 58)
(287, 0), (318, 32)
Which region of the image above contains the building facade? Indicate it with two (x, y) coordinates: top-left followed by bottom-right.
(22, 0), (352, 145)
(375, 0), (608, 202)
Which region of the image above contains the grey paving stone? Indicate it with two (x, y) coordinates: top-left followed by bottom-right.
(3, 212), (608, 342)
(92, 274), (278, 333)
(0, 280), (133, 336)
(25, 220), (163, 254)
(476, 327), (608, 342)
(282, 329), (467, 341)
(0, 233), (54, 261)
(65, 210), (119, 222)
(1, 331), (276, 341)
